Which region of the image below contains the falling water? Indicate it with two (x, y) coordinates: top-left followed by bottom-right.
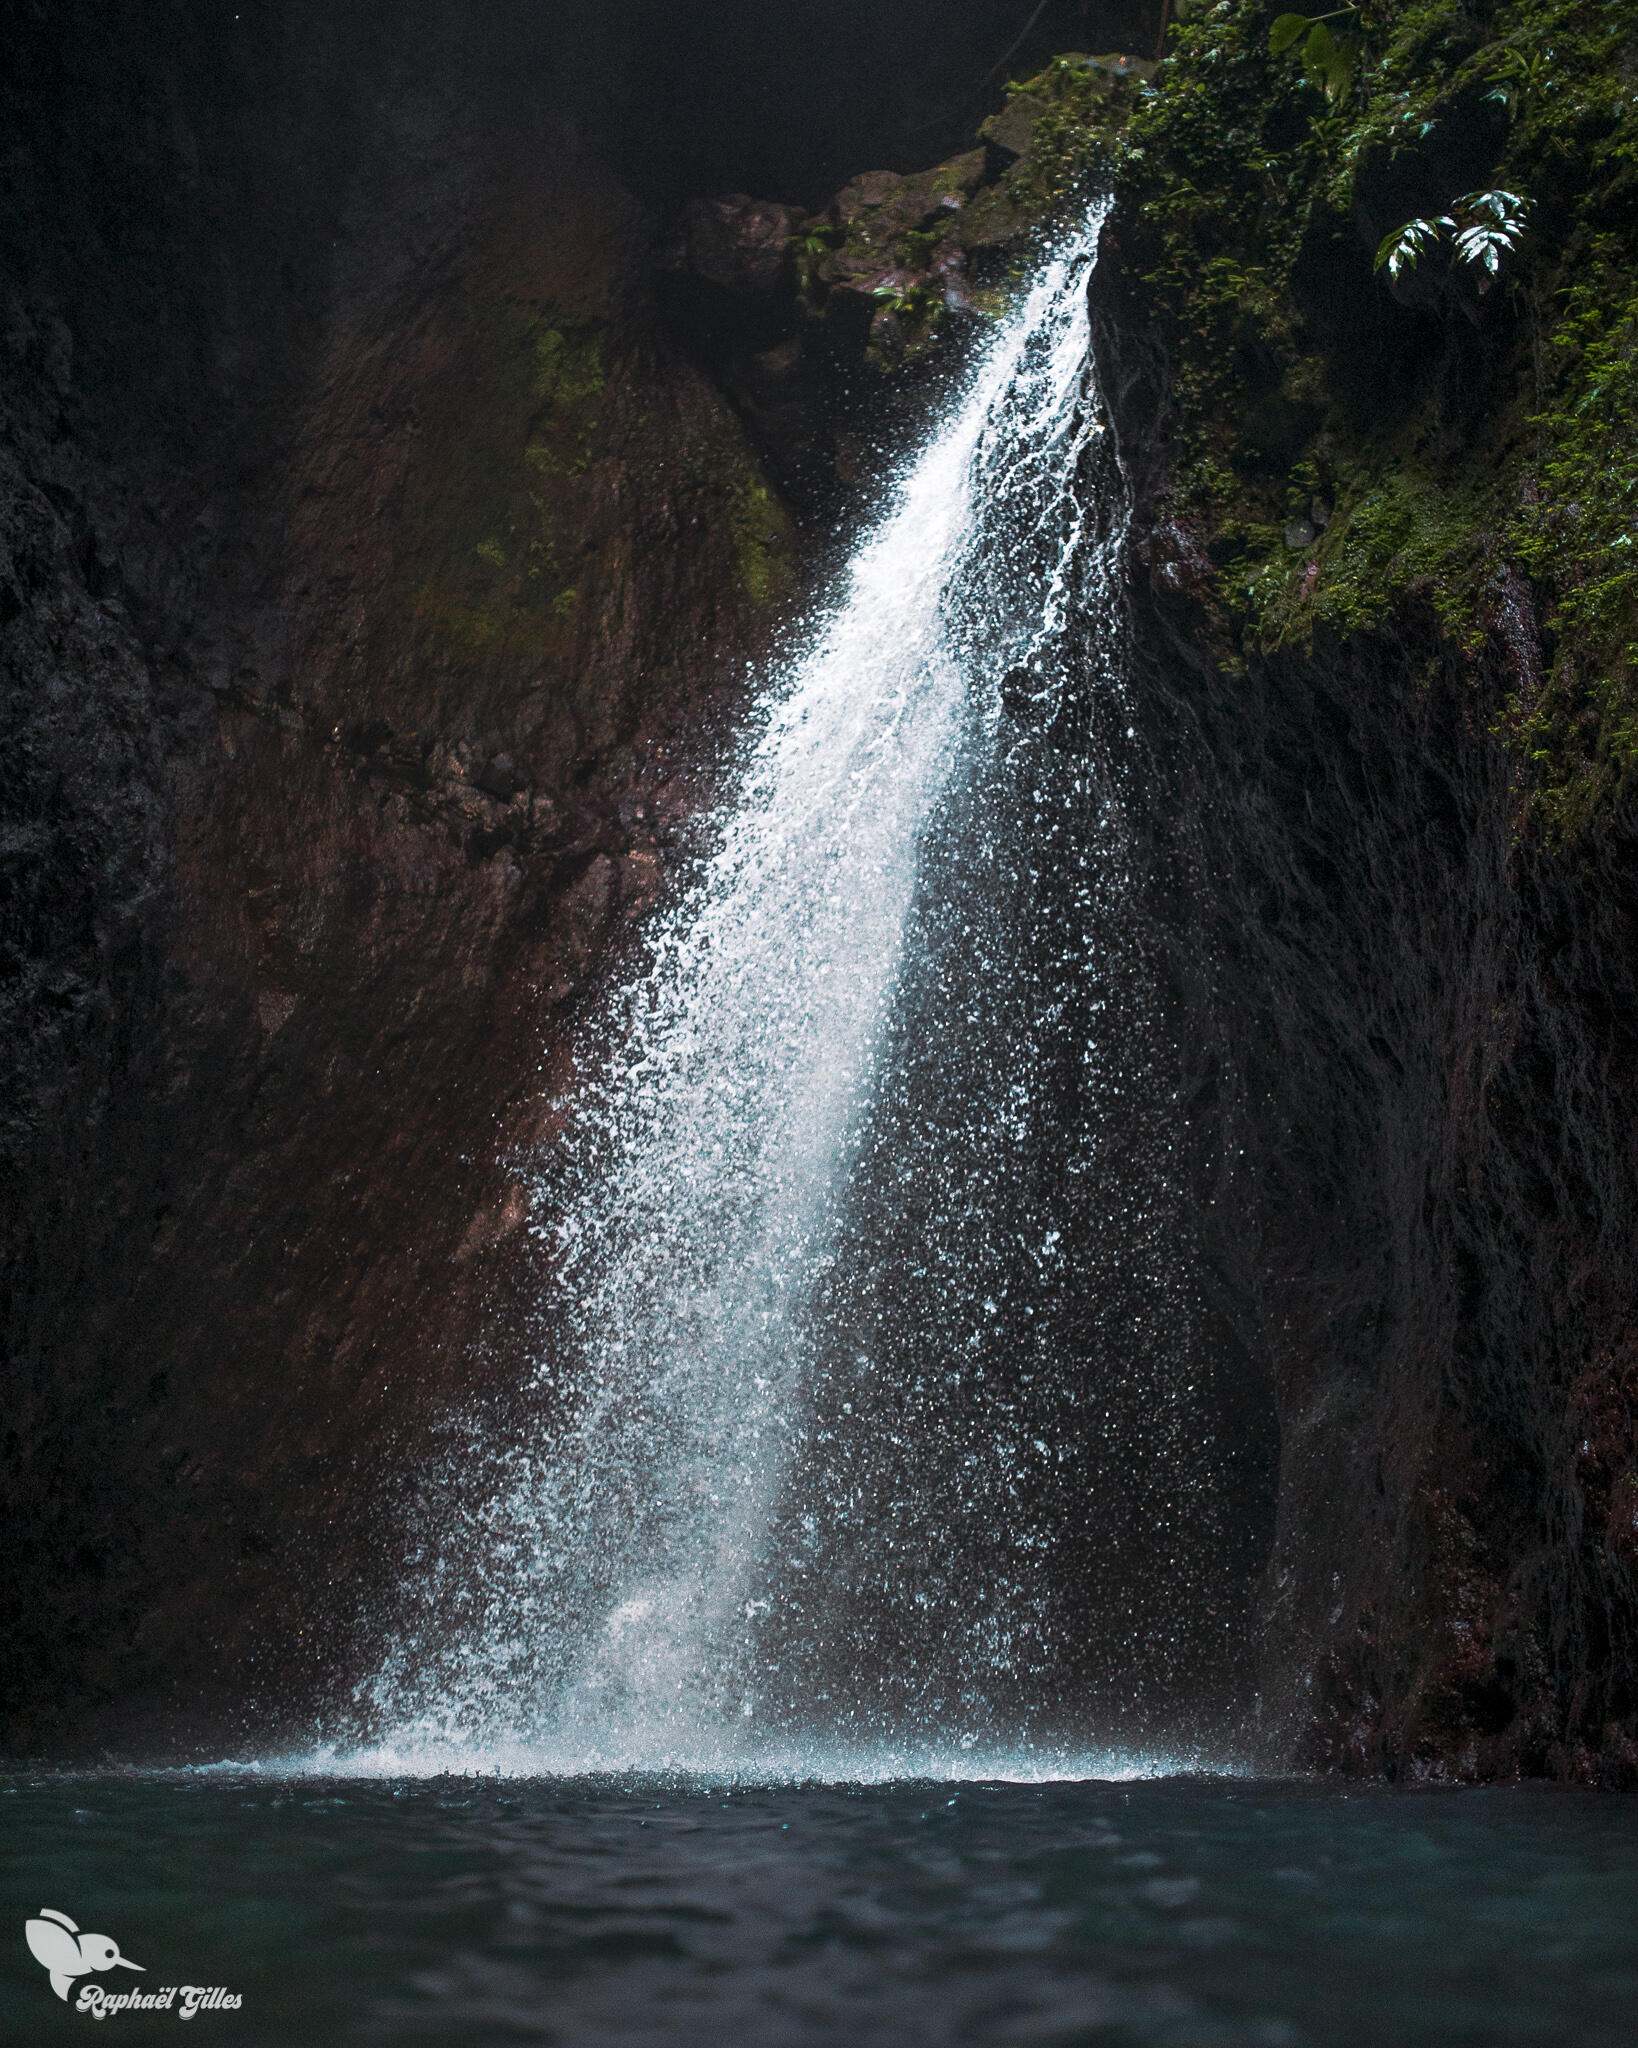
(352, 205), (1235, 1777)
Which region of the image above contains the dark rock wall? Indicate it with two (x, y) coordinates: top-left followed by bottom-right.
(590, 0), (1158, 208)
(0, 0), (798, 1752)
(1093, 250), (1638, 1784)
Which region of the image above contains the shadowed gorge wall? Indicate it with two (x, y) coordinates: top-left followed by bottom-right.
(0, 0), (805, 1749)
(1105, 528), (1638, 1782)
(5, 0), (1635, 1783)
(1080, 0), (1638, 1781)
(580, 0), (1157, 206)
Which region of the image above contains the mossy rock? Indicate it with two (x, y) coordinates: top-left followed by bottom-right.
(958, 181), (1038, 256)
(979, 93), (1050, 164)
(793, 66), (1133, 374)
(1081, 0), (1638, 833)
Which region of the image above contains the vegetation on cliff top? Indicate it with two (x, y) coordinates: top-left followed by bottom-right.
(1094, 0), (1638, 835)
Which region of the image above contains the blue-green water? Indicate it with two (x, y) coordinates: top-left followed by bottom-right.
(3, 1774), (1635, 2045)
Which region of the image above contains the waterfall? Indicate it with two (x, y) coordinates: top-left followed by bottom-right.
(349, 203), (1230, 1778)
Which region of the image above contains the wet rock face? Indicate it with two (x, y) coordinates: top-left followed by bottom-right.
(1091, 245), (1638, 1786)
(0, 0), (792, 1753)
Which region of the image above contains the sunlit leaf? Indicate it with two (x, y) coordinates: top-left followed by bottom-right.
(1373, 215), (1450, 279)
(1302, 22), (1354, 101)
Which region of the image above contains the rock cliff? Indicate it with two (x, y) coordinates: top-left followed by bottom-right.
(0, 0), (796, 1751)
(1086, 0), (1638, 1780)
(6, 0), (1636, 1781)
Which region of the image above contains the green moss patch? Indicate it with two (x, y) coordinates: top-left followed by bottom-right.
(1079, 0), (1638, 834)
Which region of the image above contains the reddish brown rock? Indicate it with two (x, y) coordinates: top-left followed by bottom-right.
(0, 1), (793, 1754)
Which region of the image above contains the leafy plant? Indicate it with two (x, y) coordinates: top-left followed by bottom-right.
(1452, 189), (1533, 279)
(1509, 264), (1638, 827)
(1373, 215), (1446, 280)
(872, 280), (937, 321)
(1484, 39), (1553, 114)
(1374, 190), (1532, 287)
(1268, 8), (1357, 102)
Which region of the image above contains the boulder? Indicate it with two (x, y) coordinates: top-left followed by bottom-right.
(675, 193), (804, 298)
(978, 92), (1050, 166)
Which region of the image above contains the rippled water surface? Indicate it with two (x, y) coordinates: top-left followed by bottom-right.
(4, 1774), (1635, 2045)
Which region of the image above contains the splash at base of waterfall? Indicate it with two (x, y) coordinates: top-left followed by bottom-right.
(216, 1736), (1224, 1785)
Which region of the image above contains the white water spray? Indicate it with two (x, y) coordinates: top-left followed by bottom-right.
(354, 208), (1196, 1776)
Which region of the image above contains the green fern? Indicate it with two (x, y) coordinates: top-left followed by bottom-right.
(1374, 190), (1531, 288)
